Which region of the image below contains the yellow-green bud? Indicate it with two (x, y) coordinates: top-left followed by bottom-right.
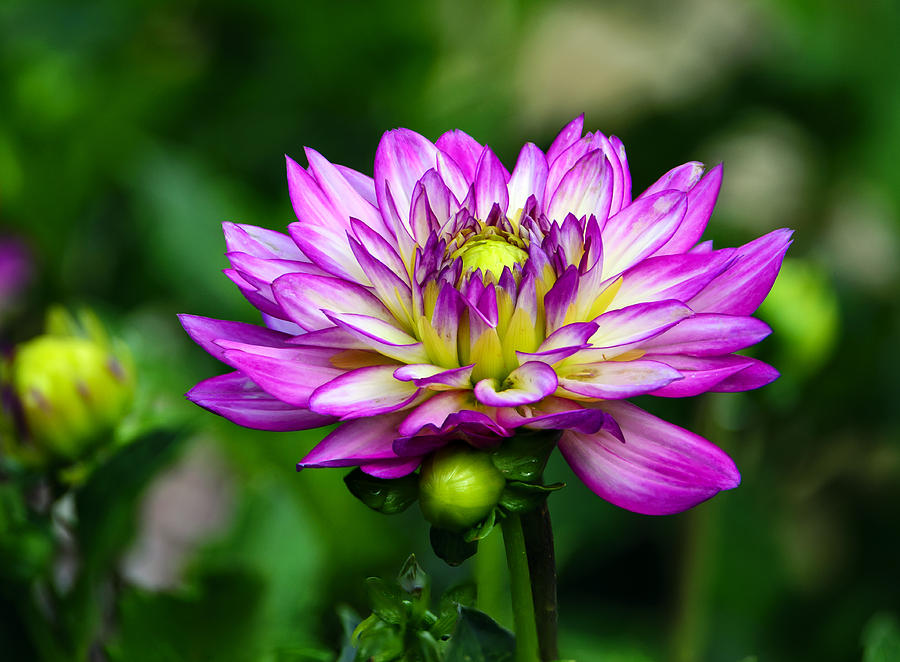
(8, 333), (134, 464)
(418, 445), (506, 532)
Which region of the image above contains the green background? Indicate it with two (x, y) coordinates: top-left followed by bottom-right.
(1, 0), (899, 660)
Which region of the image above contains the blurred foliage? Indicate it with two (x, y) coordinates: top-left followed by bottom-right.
(0, 0), (899, 661)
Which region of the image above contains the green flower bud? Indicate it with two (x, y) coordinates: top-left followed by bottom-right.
(418, 445), (506, 533)
(6, 311), (134, 465)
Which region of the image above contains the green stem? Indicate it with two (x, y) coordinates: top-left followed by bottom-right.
(521, 503), (558, 661)
(501, 513), (541, 662)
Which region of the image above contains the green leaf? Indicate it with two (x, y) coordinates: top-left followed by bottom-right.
(344, 469), (419, 515)
(429, 527), (478, 567)
(366, 577), (407, 625)
(444, 607), (515, 662)
(489, 432), (558, 482)
(498, 482), (565, 514)
(354, 620), (405, 662)
(862, 613), (900, 662)
(432, 583), (477, 638)
(463, 508), (498, 543)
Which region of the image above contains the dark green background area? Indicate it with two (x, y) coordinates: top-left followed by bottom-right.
(1, 1), (899, 660)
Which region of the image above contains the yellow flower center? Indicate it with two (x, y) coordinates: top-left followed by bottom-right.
(450, 228), (529, 282)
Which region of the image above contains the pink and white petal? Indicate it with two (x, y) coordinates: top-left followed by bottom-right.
(689, 229), (793, 315)
(398, 390), (473, 436)
(653, 165), (723, 256)
(360, 456), (423, 479)
(179, 314), (294, 364)
(228, 252), (324, 286)
(436, 151), (472, 206)
(222, 222), (305, 260)
(335, 164), (379, 207)
(609, 250), (735, 311)
(374, 128), (439, 226)
(325, 311), (428, 364)
(545, 114), (585, 166)
(638, 314), (771, 356)
(221, 345), (342, 407)
(559, 400), (740, 515)
(646, 354), (756, 397)
(601, 190), (687, 278)
(474, 146), (511, 219)
(309, 365), (421, 418)
(261, 313), (304, 336)
(508, 143), (549, 215)
(539, 322), (599, 352)
(287, 326), (369, 350)
(347, 238), (413, 321)
(473, 361), (559, 406)
(546, 150), (613, 225)
(305, 147), (387, 236)
(608, 136), (632, 209)
(589, 300), (693, 349)
(287, 220), (369, 284)
(394, 364), (475, 390)
(558, 360), (683, 399)
(298, 411), (408, 469)
(711, 357), (779, 392)
(349, 219), (408, 282)
(690, 240), (715, 253)
(639, 161), (705, 198)
(186, 372), (336, 431)
(273, 273), (395, 331)
(436, 129), (484, 182)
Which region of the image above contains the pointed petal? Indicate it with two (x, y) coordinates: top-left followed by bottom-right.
(272, 273), (395, 331)
(653, 164), (723, 256)
(601, 190), (687, 278)
(305, 147), (389, 238)
(559, 400), (740, 515)
(558, 359), (683, 399)
(546, 150), (613, 224)
(608, 135), (632, 209)
(179, 314), (293, 365)
(186, 372), (336, 431)
(221, 344), (343, 406)
(689, 229), (793, 315)
(374, 128), (439, 228)
(589, 300), (693, 349)
(609, 250), (734, 311)
(436, 129), (484, 181)
(325, 311), (429, 364)
(640, 161), (705, 198)
(222, 222), (304, 260)
(398, 390), (472, 437)
(646, 354), (761, 397)
(473, 146), (510, 219)
(546, 114), (584, 165)
(298, 412), (407, 468)
(637, 314), (771, 356)
(309, 365), (420, 418)
(508, 143), (549, 215)
(473, 361), (558, 406)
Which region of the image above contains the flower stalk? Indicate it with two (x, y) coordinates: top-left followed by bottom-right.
(521, 503), (559, 662)
(501, 513), (541, 662)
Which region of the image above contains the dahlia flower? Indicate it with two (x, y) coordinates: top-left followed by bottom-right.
(181, 115), (790, 516)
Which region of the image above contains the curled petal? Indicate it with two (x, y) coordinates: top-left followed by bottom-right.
(559, 401), (740, 515)
(394, 364), (475, 389)
(473, 361), (559, 406)
(309, 365), (421, 418)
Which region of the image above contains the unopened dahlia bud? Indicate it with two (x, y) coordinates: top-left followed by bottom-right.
(418, 445), (506, 532)
(6, 310), (134, 465)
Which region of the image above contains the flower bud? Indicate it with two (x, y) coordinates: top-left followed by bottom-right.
(418, 445), (506, 532)
(5, 311), (134, 465)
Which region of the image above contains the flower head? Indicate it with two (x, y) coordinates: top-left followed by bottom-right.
(181, 115), (791, 515)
